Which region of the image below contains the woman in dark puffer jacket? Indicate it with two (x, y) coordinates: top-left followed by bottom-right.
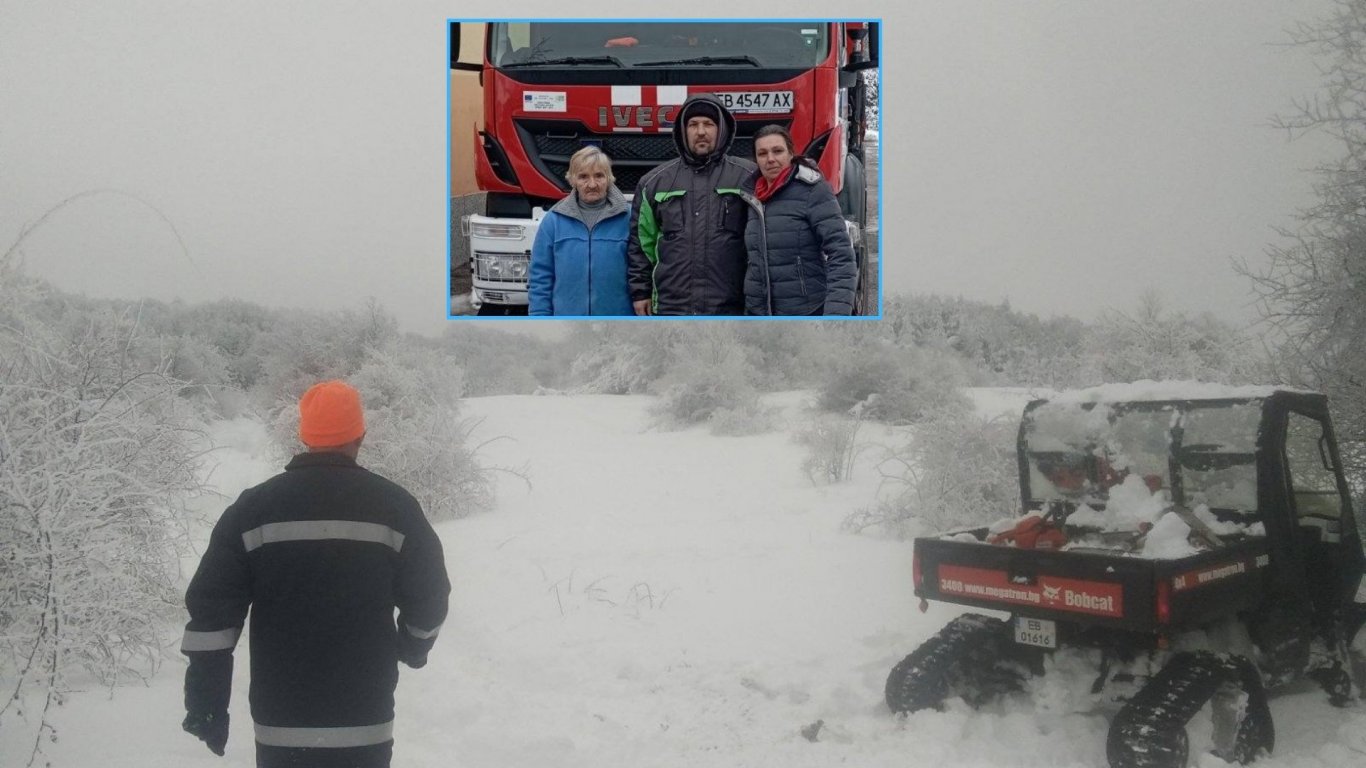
(742, 124), (857, 315)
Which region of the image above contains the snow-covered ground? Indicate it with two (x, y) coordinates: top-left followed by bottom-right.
(4, 391), (1364, 767)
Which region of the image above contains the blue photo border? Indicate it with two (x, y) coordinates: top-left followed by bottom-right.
(446, 18), (884, 322)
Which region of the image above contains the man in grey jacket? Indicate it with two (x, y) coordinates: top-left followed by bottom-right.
(627, 93), (756, 315)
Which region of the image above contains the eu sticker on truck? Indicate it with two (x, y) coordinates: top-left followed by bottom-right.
(715, 91), (793, 114)
(1014, 617), (1056, 649)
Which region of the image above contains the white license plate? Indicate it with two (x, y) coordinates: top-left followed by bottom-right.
(715, 90), (793, 114)
(1014, 617), (1057, 649)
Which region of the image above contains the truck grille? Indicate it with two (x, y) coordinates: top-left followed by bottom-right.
(516, 118), (784, 194)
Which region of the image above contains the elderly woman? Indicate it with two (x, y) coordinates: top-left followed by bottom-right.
(743, 124), (857, 315)
(529, 146), (632, 316)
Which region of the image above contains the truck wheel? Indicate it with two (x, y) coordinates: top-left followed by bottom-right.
(852, 241), (870, 316)
(885, 613), (1024, 714)
(1106, 652), (1273, 768)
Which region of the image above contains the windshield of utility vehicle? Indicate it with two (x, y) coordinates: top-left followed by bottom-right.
(1023, 401), (1261, 511)
(489, 22), (829, 69)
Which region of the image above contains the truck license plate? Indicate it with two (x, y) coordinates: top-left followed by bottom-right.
(1014, 617), (1056, 649)
(715, 90), (793, 113)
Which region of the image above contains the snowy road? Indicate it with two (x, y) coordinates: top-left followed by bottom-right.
(3, 392), (1364, 767)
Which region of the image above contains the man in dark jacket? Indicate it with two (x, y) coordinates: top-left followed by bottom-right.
(181, 380), (450, 768)
(627, 93), (756, 315)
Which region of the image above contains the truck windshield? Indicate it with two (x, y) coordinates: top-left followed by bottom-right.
(489, 22), (829, 69)
(1023, 401), (1261, 512)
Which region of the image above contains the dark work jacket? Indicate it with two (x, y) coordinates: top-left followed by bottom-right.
(742, 163), (857, 316)
(627, 93), (757, 315)
(182, 452), (450, 764)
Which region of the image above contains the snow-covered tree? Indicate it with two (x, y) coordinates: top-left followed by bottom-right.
(254, 305), (498, 521)
(849, 404), (1019, 537)
(1245, 0), (1366, 492)
(651, 325), (763, 428)
(0, 260), (205, 762)
(816, 340), (973, 425)
(862, 69), (879, 133)
(1087, 292), (1266, 385)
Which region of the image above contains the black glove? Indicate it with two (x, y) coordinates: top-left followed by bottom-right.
(397, 631), (430, 669)
(183, 710), (229, 756)
(399, 646), (428, 669)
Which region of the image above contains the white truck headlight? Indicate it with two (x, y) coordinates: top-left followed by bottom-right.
(471, 222), (526, 239)
(476, 252), (529, 281)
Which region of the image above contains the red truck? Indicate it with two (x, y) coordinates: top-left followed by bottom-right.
(887, 388), (1366, 767)
(450, 20), (879, 313)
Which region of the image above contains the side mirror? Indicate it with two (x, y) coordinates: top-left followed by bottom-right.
(843, 22), (879, 72)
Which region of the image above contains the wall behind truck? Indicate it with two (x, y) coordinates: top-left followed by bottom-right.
(449, 22), (483, 196)
(450, 23), (485, 312)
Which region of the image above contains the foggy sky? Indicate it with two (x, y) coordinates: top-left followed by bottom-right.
(0, 1), (1341, 333)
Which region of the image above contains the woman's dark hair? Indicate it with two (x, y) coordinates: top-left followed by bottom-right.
(753, 124), (795, 154)
(753, 124), (819, 170)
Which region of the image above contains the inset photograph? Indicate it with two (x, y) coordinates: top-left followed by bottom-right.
(449, 20), (880, 317)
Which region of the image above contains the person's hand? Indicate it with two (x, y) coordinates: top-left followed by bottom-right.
(183, 710), (229, 756)
(398, 632), (429, 669)
(633, 299), (653, 316)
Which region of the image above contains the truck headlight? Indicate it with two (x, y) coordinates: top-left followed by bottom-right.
(471, 222), (526, 239)
(476, 252), (530, 281)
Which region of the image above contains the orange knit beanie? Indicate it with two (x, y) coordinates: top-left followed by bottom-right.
(298, 380), (365, 447)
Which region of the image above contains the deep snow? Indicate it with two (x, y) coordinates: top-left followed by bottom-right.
(3, 389), (1364, 767)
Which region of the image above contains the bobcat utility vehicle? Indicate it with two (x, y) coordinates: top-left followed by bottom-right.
(885, 385), (1366, 767)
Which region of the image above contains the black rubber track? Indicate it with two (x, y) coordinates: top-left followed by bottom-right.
(885, 613), (1025, 714)
(1106, 651), (1273, 768)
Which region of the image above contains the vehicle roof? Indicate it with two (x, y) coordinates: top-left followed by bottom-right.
(1038, 381), (1318, 406)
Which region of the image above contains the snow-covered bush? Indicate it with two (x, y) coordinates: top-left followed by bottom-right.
(817, 345), (971, 425)
(0, 263), (205, 759)
(569, 344), (657, 395)
(846, 401), (1018, 537)
(708, 400), (776, 437)
(794, 413), (863, 484)
(264, 338), (490, 521)
(250, 299), (401, 411)
(567, 323), (682, 394)
(734, 323), (821, 391)
(349, 351), (487, 520)
(441, 325), (559, 395)
(650, 327), (762, 427)
(1087, 293), (1267, 385)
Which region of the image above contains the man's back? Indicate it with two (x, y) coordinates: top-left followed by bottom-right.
(214, 453), (446, 730)
(182, 380), (449, 768)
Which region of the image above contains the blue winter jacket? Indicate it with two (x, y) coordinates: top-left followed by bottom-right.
(529, 187), (633, 316)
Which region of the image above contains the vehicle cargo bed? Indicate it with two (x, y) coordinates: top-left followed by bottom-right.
(914, 532), (1271, 633)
